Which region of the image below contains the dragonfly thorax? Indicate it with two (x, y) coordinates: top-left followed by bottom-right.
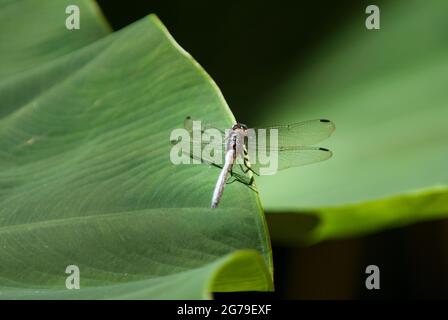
(226, 126), (248, 159)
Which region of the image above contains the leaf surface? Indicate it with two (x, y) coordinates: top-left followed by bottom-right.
(0, 0), (272, 299)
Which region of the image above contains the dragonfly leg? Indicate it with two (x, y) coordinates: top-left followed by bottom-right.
(229, 168), (257, 192)
(239, 163), (249, 173)
(244, 176), (258, 193)
(242, 146), (260, 176)
(240, 161), (259, 176)
(229, 175), (257, 193)
(226, 176), (238, 185)
(184, 150), (257, 191)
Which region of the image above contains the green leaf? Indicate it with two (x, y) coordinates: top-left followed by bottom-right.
(267, 188), (448, 245)
(255, 0), (448, 243)
(0, 0), (272, 299)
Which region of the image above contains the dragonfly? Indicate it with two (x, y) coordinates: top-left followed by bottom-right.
(176, 116), (335, 209)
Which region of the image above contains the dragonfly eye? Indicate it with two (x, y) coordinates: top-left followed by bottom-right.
(232, 123), (248, 130)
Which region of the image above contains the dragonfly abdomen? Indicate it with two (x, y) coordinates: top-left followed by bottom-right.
(211, 148), (235, 208)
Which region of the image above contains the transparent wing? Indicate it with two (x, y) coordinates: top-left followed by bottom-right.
(253, 119), (335, 148)
(248, 146), (333, 173)
(172, 117), (334, 173)
(180, 116), (227, 164)
(184, 116), (225, 135)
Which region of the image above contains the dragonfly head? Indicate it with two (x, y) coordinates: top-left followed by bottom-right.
(232, 123), (248, 130)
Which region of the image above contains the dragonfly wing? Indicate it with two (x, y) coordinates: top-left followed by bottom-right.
(277, 146), (332, 170)
(181, 116), (227, 164)
(248, 146), (333, 173)
(184, 116), (225, 134)
(253, 119), (335, 147)
(178, 117), (334, 174)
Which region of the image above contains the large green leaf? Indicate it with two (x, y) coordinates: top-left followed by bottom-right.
(255, 0), (448, 243)
(0, 0), (272, 299)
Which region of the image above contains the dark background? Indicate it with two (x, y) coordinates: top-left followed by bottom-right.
(96, 0), (448, 299)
